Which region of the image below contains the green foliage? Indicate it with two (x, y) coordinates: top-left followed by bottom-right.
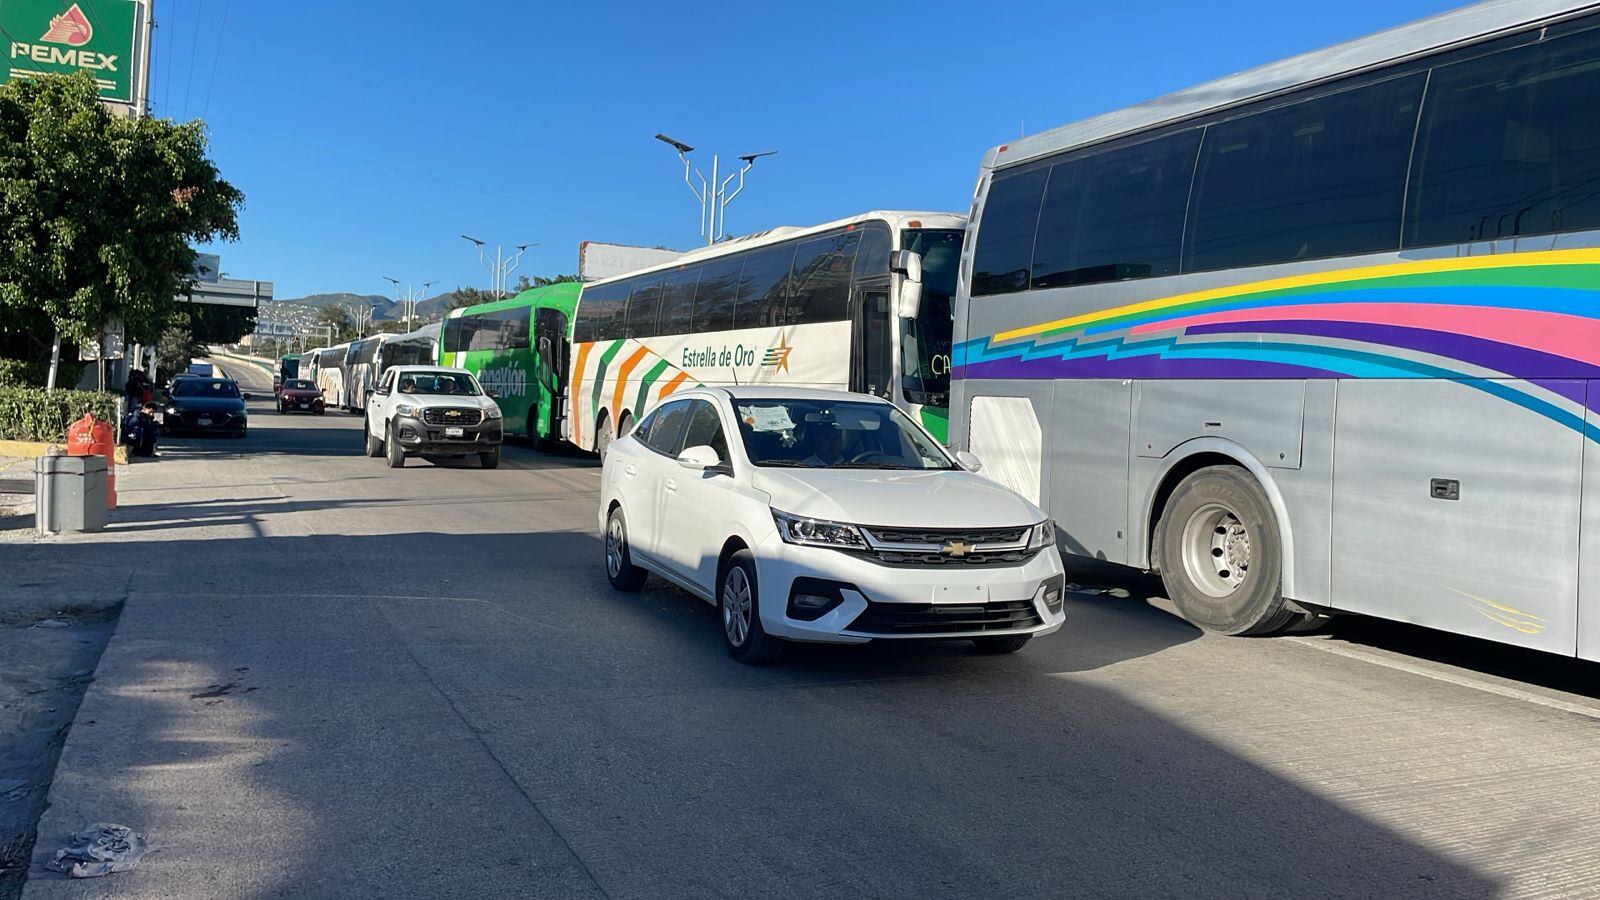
(0, 72), (243, 371)
(447, 286), (499, 311)
(187, 302), (256, 343)
(0, 354), (82, 389)
(511, 273), (581, 292)
(0, 386), (121, 443)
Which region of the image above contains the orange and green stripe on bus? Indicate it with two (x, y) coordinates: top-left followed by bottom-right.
(588, 340), (626, 432)
(611, 346), (654, 420)
(569, 341), (595, 444)
(632, 359), (672, 423)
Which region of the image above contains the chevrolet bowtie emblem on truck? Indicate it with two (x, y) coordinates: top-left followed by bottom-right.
(940, 541), (974, 558)
(445, 410), (461, 417)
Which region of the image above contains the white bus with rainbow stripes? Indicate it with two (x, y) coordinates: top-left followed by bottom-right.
(566, 211), (965, 456)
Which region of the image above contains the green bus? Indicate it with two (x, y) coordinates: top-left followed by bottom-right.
(439, 283), (580, 448)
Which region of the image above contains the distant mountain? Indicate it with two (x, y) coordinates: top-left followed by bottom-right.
(269, 288), (544, 325)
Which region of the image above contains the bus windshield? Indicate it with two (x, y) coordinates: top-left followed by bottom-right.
(900, 229), (962, 407)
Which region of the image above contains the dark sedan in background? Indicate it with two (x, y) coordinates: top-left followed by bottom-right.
(277, 379), (326, 415)
(162, 378), (251, 438)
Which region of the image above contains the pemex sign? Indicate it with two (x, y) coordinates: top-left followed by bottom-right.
(1, 0), (139, 103)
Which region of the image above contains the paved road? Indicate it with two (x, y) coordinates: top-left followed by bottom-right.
(12, 361), (1600, 898)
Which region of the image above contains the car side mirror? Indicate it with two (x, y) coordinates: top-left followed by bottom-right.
(955, 450), (983, 473)
(678, 444), (729, 475)
(241, 393), (254, 401)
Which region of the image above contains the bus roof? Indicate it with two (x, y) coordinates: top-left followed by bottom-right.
(987, 0), (1600, 171)
(446, 281), (582, 318)
(582, 210), (966, 288)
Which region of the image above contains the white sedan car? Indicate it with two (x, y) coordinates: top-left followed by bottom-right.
(600, 387), (1066, 664)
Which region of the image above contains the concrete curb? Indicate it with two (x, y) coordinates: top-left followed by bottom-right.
(0, 439), (128, 465)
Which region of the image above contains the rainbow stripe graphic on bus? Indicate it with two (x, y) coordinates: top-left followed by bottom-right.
(954, 248), (1600, 442)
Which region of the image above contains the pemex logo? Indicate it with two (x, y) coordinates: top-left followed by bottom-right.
(41, 4), (94, 47)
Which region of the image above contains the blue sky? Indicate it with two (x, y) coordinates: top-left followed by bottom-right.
(173, 0), (1463, 301)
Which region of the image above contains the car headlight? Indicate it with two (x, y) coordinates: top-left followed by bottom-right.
(396, 402), (421, 418)
(483, 404), (502, 419)
(772, 510), (867, 549)
(1027, 519), (1057, 551)
(165, 405), (178, 415)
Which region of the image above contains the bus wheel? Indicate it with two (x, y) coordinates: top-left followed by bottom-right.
(1156, 465), (1293, 636)
(526, 404), (555, 452)
(595, 415), (614, 461)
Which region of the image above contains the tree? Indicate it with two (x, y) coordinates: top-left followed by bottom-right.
(446, 286), (499, 311)
(315, 306), (358, 344)
(510, 273), (581, 293)
(0, 72), (243, 382)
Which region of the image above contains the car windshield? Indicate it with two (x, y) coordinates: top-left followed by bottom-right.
(285, 380), (315, 390)
(732, 398), (953, 470)
(397, 371), (481, 396)
(171, 379), (240, 398)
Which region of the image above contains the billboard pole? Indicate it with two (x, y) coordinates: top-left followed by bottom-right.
(136, 0), (152, 116)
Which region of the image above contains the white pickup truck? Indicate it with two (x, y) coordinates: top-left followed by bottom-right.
(363, 365), (504, 469)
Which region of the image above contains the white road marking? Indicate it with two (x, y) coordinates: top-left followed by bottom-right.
(1284, 635), (1600, 721)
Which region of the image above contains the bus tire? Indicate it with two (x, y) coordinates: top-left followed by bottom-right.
(594, 414), (615, 462)
(1155, 465), (1293, 636)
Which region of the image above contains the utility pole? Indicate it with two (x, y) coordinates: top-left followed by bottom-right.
(656, 134), (776, 244)
(384, 277), (437, 330)
(461, 237), (535, 298)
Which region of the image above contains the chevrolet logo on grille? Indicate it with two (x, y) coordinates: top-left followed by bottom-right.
(445, 410), (461, 417)
(940, 541), (975, 558)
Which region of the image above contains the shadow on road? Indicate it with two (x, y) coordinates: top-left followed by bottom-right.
(16, 530), (1501, 898)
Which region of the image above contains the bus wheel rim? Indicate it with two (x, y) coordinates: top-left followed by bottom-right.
(1180, 502), (1249, 599)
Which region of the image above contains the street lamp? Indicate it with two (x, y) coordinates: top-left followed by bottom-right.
(656, 134), (776, 244)
(384, 276), (438, 330)
(461, 236), (538, 298)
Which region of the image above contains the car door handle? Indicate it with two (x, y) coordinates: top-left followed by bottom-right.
(664, 478), (678, 493)
(624, 464), (637, 477)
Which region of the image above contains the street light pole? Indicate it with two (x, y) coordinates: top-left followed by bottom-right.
(461, 236), (537, 298)
(384, 277), (438, 330)
(656, 134), (776, 244)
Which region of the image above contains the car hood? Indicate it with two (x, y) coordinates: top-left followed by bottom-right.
(750, 467), (1045, 529)
(401, 393), (489, 404)
(167, 396), (245, 412)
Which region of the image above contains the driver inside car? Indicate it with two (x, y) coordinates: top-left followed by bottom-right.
(803, 425), (844, 467)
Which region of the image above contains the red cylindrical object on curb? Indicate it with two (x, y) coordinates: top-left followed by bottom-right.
(66, 413), (117, 510)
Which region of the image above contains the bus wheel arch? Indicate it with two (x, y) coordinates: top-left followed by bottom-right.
(594, 410), (615, 460)
(1145, 443), (1302, 636)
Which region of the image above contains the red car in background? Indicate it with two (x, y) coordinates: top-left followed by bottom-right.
(277, 379), (326, 415)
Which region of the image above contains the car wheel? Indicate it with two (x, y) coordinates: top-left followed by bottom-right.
(316, 408), (325, 416)
(364, 420), (383, 457)
(480, 446), (501, 469)
(1156, 465), (1291, 636)
(604, 506), (647, 592)
(972, 635), (1031, 654)
(384, 422), (405, 468)
(719, 550), (784, 665)
(594, 414), (615, 462)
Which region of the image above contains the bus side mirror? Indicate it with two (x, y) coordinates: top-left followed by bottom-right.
(893, 249), (923, 320)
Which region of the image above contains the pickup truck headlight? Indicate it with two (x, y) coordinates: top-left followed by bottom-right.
(772, 510), (867, 550)
(483, 404), (502, 419)
(396, 402), (422, 418)
(1027, 519), (1057, 551)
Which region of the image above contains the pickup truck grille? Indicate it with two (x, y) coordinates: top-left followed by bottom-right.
(422, 407), (482, 426)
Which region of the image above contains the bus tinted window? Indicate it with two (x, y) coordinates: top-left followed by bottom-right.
(626, 278), (664, 339)
(735, 244), (796, 328)
(1185, 74), (1422, 272)
(971, 167), (1047, 296)
(787, 231), (858, 324)
(582, 282), (630, 342)
(853, 223), (892, 280)
(1033, 130), (1200, 289)
(658, 267), (701, 335)
(694, 258), (741, 332)
(443, 316), (472, 353)
(1406, 28), (1600, 246)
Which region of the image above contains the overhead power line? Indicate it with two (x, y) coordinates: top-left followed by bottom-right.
(182, 0), (204, 118)
(209, 118), (697, 244)
(200, 0), (230, 117)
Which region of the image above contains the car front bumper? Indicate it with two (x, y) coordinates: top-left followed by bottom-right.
(393, 414), (503, 454)
(750, 530), (1066, 644)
